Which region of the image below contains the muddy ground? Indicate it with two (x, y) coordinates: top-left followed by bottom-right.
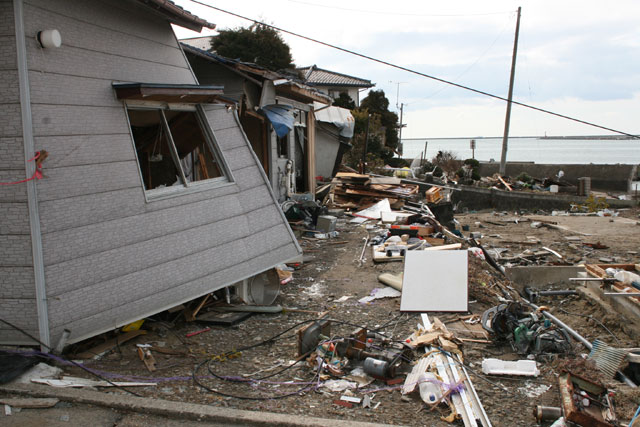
(54, 208), (640, 426)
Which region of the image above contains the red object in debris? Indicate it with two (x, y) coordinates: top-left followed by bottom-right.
(186, 327), (210, 337)
(386, 378), (404, 386)
(405, 338), (411, 343)
(333, 400), (353, 409)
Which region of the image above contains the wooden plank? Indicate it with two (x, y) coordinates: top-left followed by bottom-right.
(423, 243), (463, 251)
(307, 111), (316, 195)
(335, 172), (370, 181)
(75, 330), (146, 359)
(497, 176), (512, 191)
(0, 398), (59, 408)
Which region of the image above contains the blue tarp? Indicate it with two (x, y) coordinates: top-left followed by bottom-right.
(261, 104), (295, 138)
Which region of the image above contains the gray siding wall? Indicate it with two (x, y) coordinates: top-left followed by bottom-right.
(0, 0), (38, 344)
(0, 0), (300, 345)
(188, 54), (246, 101)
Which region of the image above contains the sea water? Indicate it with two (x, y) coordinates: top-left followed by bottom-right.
(401, 137), (640, 165)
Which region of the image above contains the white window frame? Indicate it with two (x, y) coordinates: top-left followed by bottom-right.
(124, 100), (234, 202)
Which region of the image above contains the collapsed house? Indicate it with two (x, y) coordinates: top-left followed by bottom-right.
(180, 41), (356, 200)
(0, 0), (302, 347)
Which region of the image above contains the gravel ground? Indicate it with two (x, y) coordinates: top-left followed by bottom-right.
(52, 208), (640, 426)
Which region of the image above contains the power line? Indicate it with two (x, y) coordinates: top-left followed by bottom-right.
(187, 0), (639, 139)
(283, 0), (513, 18)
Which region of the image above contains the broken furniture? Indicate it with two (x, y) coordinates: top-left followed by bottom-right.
(558, 371), (617, 427)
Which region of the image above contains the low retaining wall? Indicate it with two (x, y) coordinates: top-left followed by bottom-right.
(452, 186), (637, 211)
(398, 178), (637, 211)
(478, 162), (638, 192)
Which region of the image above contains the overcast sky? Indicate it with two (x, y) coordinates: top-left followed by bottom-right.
(173, 0), (640, 138)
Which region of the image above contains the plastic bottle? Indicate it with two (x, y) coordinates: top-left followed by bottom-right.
(418, 372), (442, 404)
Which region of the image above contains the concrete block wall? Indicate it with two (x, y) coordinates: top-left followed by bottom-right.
(478, 162), (637, 192)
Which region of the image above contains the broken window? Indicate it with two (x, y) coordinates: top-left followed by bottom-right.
(126, 106), (226, 193)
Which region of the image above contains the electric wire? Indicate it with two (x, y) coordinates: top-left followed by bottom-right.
(187, 0), (640, 139)
(0, 317), (143, 397)
(192, 317), (411, 400)
(282, 0), (513, 18)
(557, 307), (621, 345)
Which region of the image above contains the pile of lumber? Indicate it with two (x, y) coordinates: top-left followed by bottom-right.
(325, 173), (419, 209)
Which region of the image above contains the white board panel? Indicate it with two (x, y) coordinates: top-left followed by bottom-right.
(400, 250), (468, 312)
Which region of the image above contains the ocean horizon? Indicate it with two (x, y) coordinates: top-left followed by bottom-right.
(401, 136), (640, 165)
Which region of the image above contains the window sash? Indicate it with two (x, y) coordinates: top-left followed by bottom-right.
(126, 104), (230, 199)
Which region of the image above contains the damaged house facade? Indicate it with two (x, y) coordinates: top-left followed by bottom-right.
(181, 41), (356, 199)
(0, 0), (301, 347)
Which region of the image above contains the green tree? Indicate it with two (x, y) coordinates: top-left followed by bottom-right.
(332, 92), (356, 110)
(211, 23), (294, 71)
(359, 90), (399, 153)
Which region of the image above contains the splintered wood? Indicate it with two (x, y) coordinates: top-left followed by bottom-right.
(585, 263), (640, 304)
(327, 172), (419, 209)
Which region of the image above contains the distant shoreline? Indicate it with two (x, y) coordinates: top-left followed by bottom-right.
(403, 135), (638, 141)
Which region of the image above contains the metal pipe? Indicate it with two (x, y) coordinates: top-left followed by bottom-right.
(604, 292), (640, 297)
(525, 299), (637, 388)
(534, 406), (562, 423)
(358, 236), (369, 266)
(525, 299), (592, 349)
(219, 305), (283, 313)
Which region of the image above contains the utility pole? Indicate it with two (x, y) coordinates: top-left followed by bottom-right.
(499, 6), (521, 176)
(398, 103), (404, 156)
(360, 113), (371, 174)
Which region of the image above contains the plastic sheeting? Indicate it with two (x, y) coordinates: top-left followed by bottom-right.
(260, 104), (295, 138)
(313, 102), (355, 138)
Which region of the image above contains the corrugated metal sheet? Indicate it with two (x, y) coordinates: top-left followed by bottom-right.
(313, 102), (354, 138)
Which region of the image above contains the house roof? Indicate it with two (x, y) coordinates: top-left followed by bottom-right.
(298, 65), (374, 88)
(134, 0), (215, 32)
(181, 43), (333, 105)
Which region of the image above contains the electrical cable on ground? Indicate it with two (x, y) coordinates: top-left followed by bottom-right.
(1, 317), (143, 397)
(557, 307), (621, 345)
(191, 317), (414, 400)
(187, 0), (639, 139)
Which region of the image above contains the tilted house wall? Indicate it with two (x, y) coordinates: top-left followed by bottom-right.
(0, 0), (301, 347)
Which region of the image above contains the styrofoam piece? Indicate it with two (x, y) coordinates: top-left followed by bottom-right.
(380, 211), (413, 224)
(358, 287), (401, 304)
(481, 358), (540, 377)
(11, 363), (62, 384)
(400, 251), (468, 312)
(350, 198), (391, 221)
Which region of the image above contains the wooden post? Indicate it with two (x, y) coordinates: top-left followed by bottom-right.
(307, 110), (316, 196)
